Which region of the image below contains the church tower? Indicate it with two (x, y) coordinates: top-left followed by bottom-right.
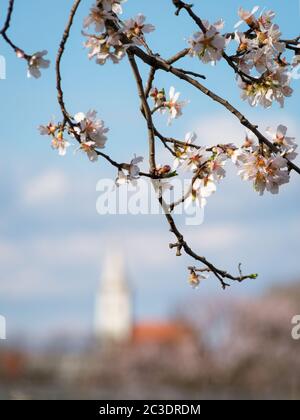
(94, 250), (133, 344)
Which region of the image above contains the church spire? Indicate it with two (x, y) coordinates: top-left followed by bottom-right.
(94, 249), (133, 344)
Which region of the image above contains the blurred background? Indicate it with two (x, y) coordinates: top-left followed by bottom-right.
(0, 0), (300, 399)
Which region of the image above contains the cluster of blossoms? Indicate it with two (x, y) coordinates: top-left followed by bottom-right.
(186, 6), (298, 109)
(232, 125), (297, 195)
(39, 110), (109, 162)
(166, 124), (298, 208)
(83, 1), (155, 65)
(233, 6), (294, 108)
(173, 132), (230, 208)
(39, 122), (70, 156)
(73, 111), (109, 161)
(188, 19), (226, 65)
(150, 86), (188, 125)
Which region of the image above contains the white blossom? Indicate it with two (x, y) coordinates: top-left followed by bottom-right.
(238, 67), (293, 108)
(173, 132), (197, 170)
(123, 14), (155, 45)
(165, 86), (188, 125)
(116, 155), (144, 186)
(188, 20), (226, 65)
(83, 3), (114, 33)
(235, 31), (257, 54)
(266, 125), (298, 161)
(258, 10), (276, 31)
(51, 132), (70, 157)
(186, 175), (216, 208)
(188, 271), (208, 289)
(237, 152), (290, 195)
(102, 0), (126, 15)
(73, 110), (108, 162)
(235, 6), (259, 29)
(27, 50), (50, 79)
(83, 32), (126, 65)
(39, 122), (57, 136)
(207, 153), (228, 181)
(77, 140), (99, 162)
(74, 110), (109, 149)
(180, 146), (207, 172)
(39, 123), (70, 156)
(257, 24), (285, 53)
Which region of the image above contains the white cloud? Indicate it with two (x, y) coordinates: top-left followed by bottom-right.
(21, 169), (70, 206)
(185, 224), (242, 250)
(193, 112), (299, 153)
(0, 224), (244, 300)
(194, 114), (245, 146)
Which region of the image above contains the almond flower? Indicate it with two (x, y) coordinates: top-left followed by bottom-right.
(237, 152), (290, 195)
(51, 132), (70, 157)
(74, 110), (108, 161)
(27, 50), (50, 78)
(188, 270), (208, 289)
(165, 86), (188, 125)
(39, 123), (70, 156)
(258, 10), (276, 31)
(207, 153), (227, 181)
(235, 6), (259, 29)
(241, 129), (260, 151)
(83, 32), (126, 65)
(39, 122), (57, 136)
(231, 130), (259, 166)
(124, 14), (155, 45)
(250, 49), (274, 74)
(235, 32), (257, 54)
(180, 146), (207, 172)
(116, 155), (144, 186)
(256, 24), (285, 53)
(196, 175), (217, 198)
(173, 132), (197, 170)
(266, 125), (298, 161)
(74, 110), (108, 147)
(185, 175), (217, 209)
(238, 67), (293, 108)
(102, 0), (126, 15)
(77, 140), (99, 162)
(234, 38), (276, 74)
(83, 3), (114, 32)
(188, 20), (226, 65)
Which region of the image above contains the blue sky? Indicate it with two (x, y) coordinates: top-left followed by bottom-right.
(0, 0), (299, 343)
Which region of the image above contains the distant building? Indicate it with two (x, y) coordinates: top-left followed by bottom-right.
(94, 251), (195, 349)
(94, 251), (133, 344)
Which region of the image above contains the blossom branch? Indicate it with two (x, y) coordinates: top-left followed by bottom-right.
(171, 1), (300, 90)
(128, 46), (257, 289)
(37, 0), (299, 290)
(130, 45), (300, 176)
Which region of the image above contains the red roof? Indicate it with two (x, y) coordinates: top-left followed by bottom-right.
(132, 322), (191, 345)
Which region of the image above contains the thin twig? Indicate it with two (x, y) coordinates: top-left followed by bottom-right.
(128, 52), (157, 172)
